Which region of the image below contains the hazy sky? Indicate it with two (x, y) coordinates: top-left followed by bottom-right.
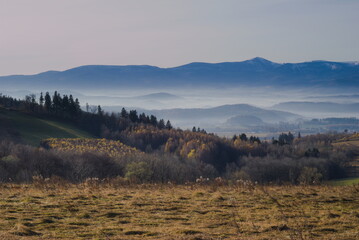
(0, 0), (358, 75)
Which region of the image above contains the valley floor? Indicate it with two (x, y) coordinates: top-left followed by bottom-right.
(0, 183), (358, 239)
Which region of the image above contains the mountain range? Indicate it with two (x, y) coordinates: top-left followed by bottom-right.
(1, 57), (359, 90)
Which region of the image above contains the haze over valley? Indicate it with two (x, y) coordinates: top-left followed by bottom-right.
(2, 58), (359, 137)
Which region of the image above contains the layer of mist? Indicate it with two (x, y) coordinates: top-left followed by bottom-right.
(2, 86), (358, 138)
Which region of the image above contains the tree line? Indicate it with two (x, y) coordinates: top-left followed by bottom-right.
(0, 132), (354, 184)
(0, 92), (173, 137)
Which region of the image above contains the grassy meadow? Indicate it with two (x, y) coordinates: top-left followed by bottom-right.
(0, 108), (93, 146)
(0, 182), (358, 239)
(329, 177), (359, 186)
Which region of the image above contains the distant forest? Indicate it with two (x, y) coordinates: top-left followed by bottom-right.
(0, 92), (356, 184)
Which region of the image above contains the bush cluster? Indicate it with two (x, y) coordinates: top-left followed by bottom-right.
(0, 132), (354, 184)
(0, 141), (217, 183)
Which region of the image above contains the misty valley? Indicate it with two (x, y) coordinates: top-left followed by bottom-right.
(2, 58), (359, 138)
(1, 58), (358, 240)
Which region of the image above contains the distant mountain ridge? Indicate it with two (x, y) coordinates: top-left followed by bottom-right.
(145, 104), (300, 122)
(104, 103), (301, 130)
(1, 57), (359, 90)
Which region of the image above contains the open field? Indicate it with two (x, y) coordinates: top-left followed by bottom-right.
(0, 183), (358, 239)
(328, 178), (359, 186)
(0, 108), (93, 145)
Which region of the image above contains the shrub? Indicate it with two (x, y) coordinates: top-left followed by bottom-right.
(298, 167), (322, 185)
(125, 161), (153, 183)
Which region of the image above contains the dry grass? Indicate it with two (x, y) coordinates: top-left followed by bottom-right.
(337, 133), (359, 143)
(0, 183), (358, 239)
(43, 138), (141, 157)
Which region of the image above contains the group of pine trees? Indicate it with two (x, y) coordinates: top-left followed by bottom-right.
(41, 91), (81, 119)
(119, 108), (172, 130)
(1, 91), (81, 119)
(272, 132), (295, 145)
(232, 133), (261, 144)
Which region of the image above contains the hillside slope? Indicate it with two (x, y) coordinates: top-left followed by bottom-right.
(0, 107), (93, 145)
(334, 133), (359, 178)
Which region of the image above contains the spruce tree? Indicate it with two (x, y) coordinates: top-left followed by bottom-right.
(121, 108), (128, 118)
(39, 92), (44, 107)
(44, 92), (52, 112)
(165, 120), (173, 130)
(158, 119), (165, 129)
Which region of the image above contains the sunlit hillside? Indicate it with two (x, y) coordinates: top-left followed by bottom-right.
(0, 107), (93, 146)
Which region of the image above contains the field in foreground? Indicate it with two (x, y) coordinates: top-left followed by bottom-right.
(0, 183), (358, 239)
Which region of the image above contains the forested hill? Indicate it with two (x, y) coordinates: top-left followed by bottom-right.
(1, 58), (359, 90)
(0, 92), (173, 145)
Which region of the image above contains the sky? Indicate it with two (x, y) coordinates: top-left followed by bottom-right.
(0, 0), (358, 75)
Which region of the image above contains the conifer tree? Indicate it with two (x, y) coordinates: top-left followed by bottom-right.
(165, 120), (173, 130)
(75, 98), (81, 115)
(129, 110), (138, 122)
(121, 108), (128, 118)
(150, 115), (157, 126)
(97, 105), (103, 115)
(44, 92), (52, 112)
(158, 119), (165, 129)
(39, 92), (44, 107)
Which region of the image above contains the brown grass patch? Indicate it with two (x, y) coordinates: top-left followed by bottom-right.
(0, 183), (358, 239)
